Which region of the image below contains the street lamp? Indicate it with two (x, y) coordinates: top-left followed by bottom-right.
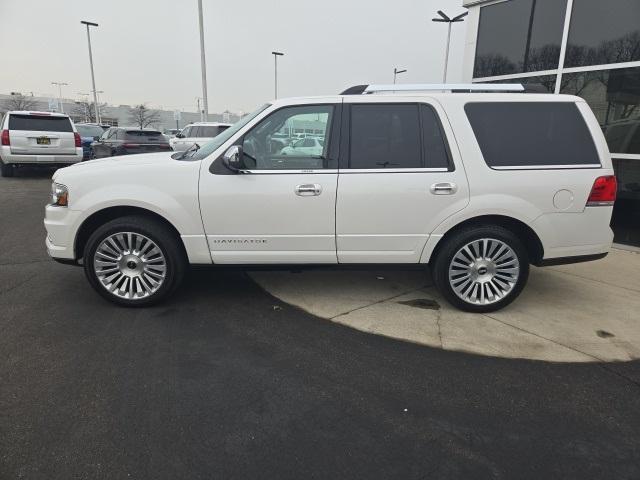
(431, 10), (468, 83)
(272, 51), (284, 99)
(393, 68), (407, 84)
(80, 20), (101, 123)
(51, 82), (68, 113)
(197, 0), (209, 122)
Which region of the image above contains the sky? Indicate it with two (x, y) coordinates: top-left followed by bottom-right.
(0, 0), (467, 115)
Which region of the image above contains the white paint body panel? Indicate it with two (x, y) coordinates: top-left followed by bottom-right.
(199, 171), (338, 264)
(44, 92), (614, 270)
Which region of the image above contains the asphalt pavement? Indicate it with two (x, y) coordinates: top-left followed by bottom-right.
(1, 168), (640, 479)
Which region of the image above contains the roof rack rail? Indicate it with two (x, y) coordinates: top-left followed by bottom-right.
(340, 83), (532, 95)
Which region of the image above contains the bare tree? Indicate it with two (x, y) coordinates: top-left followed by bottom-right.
(0, 94), (38, 113)
(128, 104), (161, 129)
(70, 100), (106, 123)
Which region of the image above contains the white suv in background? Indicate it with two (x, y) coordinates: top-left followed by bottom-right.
(170, 122), (231, 152)
(1, 111), (83, 177)
(44, 84), (616, 312)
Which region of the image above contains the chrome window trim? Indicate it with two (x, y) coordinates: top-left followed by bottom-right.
(340, 168), (450, 174)
(239, 169), (338, 175)
(236, 168), (450, 175)
(491, 164), (601, 171)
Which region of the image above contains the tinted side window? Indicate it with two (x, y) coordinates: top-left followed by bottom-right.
(350, 104), (421, 169)
(421, 105), (451, 169)
(9, 115), (73, 132)
(199, 126), (225, 137)
(182, 127), (192, 137)
(465, 102), (600, 168)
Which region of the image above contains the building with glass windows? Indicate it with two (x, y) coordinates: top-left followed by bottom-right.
(462, 0), (640, 246)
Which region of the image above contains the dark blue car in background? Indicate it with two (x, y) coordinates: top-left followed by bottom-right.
(75, 124), (106, 160)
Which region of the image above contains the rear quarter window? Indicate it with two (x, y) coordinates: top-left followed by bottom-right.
(464, 102), (600, 168)
(9, 115), (73, 132)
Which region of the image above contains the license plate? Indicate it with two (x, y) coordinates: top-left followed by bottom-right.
(36, 136), (51, 145)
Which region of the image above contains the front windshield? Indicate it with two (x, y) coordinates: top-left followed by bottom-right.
(183, 104), (271, 161)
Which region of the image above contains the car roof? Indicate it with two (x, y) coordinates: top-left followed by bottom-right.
(186, 122), (232, 126)
(7, 110), (70, 117)
(268, 92), (583, 107)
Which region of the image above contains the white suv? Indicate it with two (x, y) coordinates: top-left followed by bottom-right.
(1, 111), (83, 177)
(44, 84), (616, 312)
(170, 122), (231, 152)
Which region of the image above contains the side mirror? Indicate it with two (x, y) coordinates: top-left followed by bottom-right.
(222, 145), (244, 172)
(176, 133), (184, 138)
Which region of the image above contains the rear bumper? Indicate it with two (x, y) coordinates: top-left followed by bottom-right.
(2, 149), (83, 165)
(533, 207), (614, 261)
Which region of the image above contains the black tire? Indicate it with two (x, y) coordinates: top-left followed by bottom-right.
(1, 161), (14, 177)
(431, 225), (529, 313)
(83, 215), (187, 307)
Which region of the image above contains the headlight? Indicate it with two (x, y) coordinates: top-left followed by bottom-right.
(51, 183), (69, 207)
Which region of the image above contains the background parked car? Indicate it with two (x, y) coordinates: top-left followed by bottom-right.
(170, 122), (231, 152)
(280, 137), (324, 156)
(91, 127), (172, 159)
(0, 110), (83, 177)
(75, 123), (104, 160)
(164, 128), (181, 138)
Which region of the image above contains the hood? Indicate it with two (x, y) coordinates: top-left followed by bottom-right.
(52, 152), (179, 181)
(72, 151), (174, 168)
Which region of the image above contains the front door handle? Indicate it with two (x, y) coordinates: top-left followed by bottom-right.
(295, 184), (322, 196)
(430, 182), (457, 195)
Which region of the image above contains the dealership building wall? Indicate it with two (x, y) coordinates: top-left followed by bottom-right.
(462, 0), (640, 247)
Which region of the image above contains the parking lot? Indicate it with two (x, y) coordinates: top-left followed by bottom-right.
(2, 169), (640, 479)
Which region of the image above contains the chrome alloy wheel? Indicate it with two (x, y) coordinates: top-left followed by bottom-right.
(448, 238), (520, 306)
(93, 232), (167, 300)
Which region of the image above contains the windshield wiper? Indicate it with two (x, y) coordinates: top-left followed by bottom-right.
(179, 142), (200, 160)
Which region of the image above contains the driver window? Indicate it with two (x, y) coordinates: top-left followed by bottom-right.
(242, 105), (333, 170)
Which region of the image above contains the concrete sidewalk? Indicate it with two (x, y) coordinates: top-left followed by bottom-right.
(250, 248), (640, 363)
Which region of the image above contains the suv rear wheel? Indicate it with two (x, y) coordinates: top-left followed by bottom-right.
(83, 216), (186, 307)
(432, 225), (529, 313)
(0, 161), (14, 177)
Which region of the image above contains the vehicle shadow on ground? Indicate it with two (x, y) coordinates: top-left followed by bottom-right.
(3, 263), (640, 479)
(8, 166), (58, 178)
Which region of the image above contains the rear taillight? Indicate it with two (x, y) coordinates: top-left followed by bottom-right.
(74, 132), (81, 148)
(1, 130), (9, 146)
(587, 175), (617, 206)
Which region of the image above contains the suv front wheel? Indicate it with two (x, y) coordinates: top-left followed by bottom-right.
(432, 225), (529, 313)
(83, 216), (187, 307)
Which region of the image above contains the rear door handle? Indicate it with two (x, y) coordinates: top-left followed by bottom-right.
(295, 184), (322, 196)
(430, 182), (457, 195)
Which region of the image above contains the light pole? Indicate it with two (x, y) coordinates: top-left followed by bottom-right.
(77, 92), (90, 121)
(51, 82), (68, 113)
(95, 90), (105, 123)
(393, 68), (407, 84)
(272, 51), (284, 99)
(81, 20), (101, 123)
(196, 97), (203, 121)
(197, 0), (209, 122)
(431, 10), (468, 83)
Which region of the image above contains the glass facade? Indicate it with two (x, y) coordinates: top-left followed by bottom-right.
(470, 0), (640, 246)
(565, 0), (640, 68)
(474, 0), (567, 78)
(489, 75), (557, 93)
(612, 159), (640, 247)
(560, 67), (640, 155)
